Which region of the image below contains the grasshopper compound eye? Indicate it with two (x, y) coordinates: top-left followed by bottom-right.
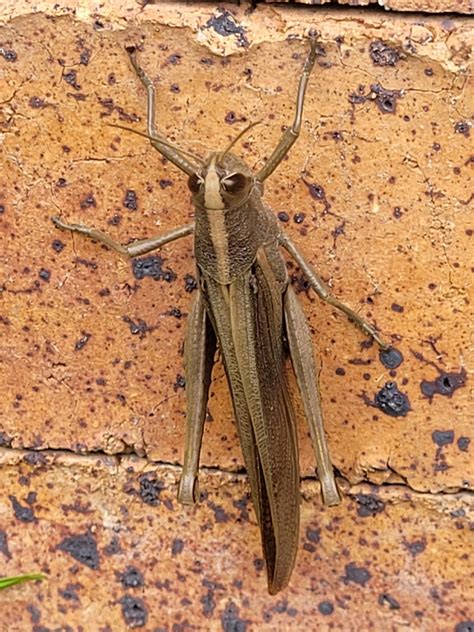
(221, 172), (248, 194)
(187, 172), (204, 193)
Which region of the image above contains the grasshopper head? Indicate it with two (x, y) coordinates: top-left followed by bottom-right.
(187, 152), (254, 210)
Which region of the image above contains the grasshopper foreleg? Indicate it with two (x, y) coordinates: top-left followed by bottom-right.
(51, 216), (193, 258)
(257, 32), (319, 183)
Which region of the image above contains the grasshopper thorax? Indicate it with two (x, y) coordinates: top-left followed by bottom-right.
(187, 153), (255, 211)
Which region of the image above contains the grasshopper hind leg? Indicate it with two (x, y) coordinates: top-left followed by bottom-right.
(178, 290), (216, 504)
(284, 285), (340, 506)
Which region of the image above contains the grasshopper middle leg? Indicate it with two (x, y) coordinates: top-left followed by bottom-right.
(280, 232), (389, 349)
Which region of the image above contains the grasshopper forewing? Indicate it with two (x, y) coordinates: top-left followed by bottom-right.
(52, 34), (389, 594)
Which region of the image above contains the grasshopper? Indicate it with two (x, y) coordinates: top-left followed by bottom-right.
(52, 34), (388, 594)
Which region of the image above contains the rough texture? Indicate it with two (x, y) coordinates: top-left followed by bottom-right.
(0, 449), (472, 630)
(0, 1), (473, 628)
(264, 0), (473, 16)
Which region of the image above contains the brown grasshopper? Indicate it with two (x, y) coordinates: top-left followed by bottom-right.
(52, 35), (388, 594)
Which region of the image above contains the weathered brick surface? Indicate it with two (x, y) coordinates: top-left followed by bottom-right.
(0, 3), (472, 628)
(265, 0), (473, 15)
(0, 450), (472, 630)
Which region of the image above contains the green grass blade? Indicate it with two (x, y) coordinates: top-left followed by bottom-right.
(0, 574), (45, 590)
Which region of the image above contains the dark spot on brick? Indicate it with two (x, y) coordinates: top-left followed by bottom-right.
(9, 495), (35, 523)
(332, 221), (346, 245)
(170, 83), (180, 93)
(225, 111), (237, 124)
(318, 601), (334, 615)
(431, 430), (455, 447)
(0, 204), (5, 214)
(293, 213), (305, 224)
(0, 432), (12, 447)
(38, 268), (51, 282)
(97, 96), (139, 123)
(391, 303), (404, 313)
(0, 530), (11, 559)
(68, 92), (87, 102)
(26, 491), (37, 505)
(132, 256), (176, 283)
(343, 562), (372, 586)
(253, 558), (264, 571)
(63, 69), (80, 90)
(455, 621), (474, 632)
(59, 583), (81, 601)
(58, 533), (100, 569)
(122, 316), (152, 338)
(457, 436), (470, 452)
(221, 600), (249, 632)
(119, 595), (148, 628)
(171, 538), (184, 556)
(74, 332), (91, 351)
(184, 274), (198, 293)
(289, 270), (310, 295)
(378, 592), (400, 609)
(0, 47), (17, 61)
(369, 40), (401, 66)
(379, 347), (403, 369)
(350, 83), (402, 114)
(421, 368), (467, 401)
(173, 374), (186, 391)
(52, 239), (65, 253)
(167, 307), (182, 319)
(232, 494), (250, 523)
(208, 501), (230, 523)
(108, 213), (122, 226)
(159, 179), (173, 189)
(308, 183), (325, 200)
(26, 603), (41, 624)
(277, 211), (289, 222)
(403, 537), (426, 557)
(335, 367), (346, 376)
(373, 382), (410, 417)
(306, 527), (320, 544)
(104, 536), (122, 556)
(56, 177), (67, 188)
(205, 9), (248, 48)
(354, 493), (385, 517)
(268, 600), (287, 616)
(119, 566), (144, 588)
(138, 473), (164, 506)
(167, 53), (182, 65)
(80, 48), (91, 65)
(201, 588), (216, 617)
(29, 96), (46, 108)
(454, 121), (470, 137)
(424, 67), (434, 76)
(80, 193), (96, 209)
(123, 189), (138, 211)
